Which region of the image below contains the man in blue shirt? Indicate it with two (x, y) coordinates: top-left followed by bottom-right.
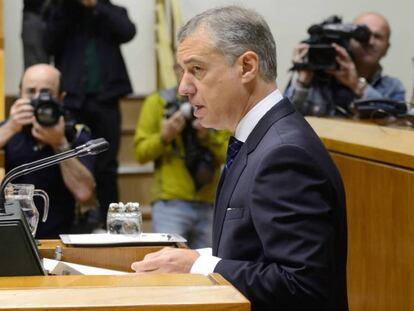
(285, 12), (405, 116)
(0, 64), (95, 238)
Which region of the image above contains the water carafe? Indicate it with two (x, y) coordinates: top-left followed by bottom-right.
(4, 184), (49, 236)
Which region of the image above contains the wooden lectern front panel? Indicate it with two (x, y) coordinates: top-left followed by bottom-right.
(0, 273), (249, 311)
(38, 240), (172, 272)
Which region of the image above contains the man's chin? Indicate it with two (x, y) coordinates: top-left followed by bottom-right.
(198, 118), (209, 128)
(361, 54), (381, 64)
(197, 117), (214, 129)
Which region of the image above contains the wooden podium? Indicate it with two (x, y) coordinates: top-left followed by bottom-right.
(307, 117), (414, 311)
(0, 240), (249, 311)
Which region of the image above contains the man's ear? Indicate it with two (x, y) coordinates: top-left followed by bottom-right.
(239, 51), (259, 83)
(382, 41), (390, 58)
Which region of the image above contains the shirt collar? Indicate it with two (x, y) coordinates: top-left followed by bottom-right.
(234, 89), (283, 142)
(370, 66), (383, 85)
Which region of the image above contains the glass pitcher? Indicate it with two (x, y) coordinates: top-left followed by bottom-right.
(4, 184), (49, 236)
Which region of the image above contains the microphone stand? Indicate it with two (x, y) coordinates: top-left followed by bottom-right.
(0, 138), (109, 214)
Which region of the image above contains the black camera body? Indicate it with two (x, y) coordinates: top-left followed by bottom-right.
(30, 90), (64, 127)
(297, 16), (371, 71)
(350, 98), (407, 119)
(164, 99), (215, 190)
(29, 90), (79, 143)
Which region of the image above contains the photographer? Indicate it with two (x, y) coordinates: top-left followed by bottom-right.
(0, 64), (95, 238)
(134, 66), (229, 248)
(285, 12), (405, 116)
(44, 0), (136, 226)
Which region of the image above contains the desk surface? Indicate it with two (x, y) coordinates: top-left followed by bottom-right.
(0, 273), (249, 311)
(306, 117), (414, 169)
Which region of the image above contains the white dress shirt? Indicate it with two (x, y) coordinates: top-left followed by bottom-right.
(190, 89), (284, 275)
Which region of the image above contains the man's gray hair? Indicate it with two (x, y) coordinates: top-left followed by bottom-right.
(177, 6), (277, 82)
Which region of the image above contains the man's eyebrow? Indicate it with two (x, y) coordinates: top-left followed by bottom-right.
(182, 57), (203, 65)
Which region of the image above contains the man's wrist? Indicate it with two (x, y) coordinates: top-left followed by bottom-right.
(53, 141), (71, 153)
(5, 119), (23, 135)
(354, 77), (368, 98)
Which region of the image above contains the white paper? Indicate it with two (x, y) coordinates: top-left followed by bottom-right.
(59, 233), (186, 246)
(43, 258), (128, 275)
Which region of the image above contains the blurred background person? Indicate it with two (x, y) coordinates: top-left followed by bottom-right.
(0, 64), (95, 238)
(285, 12), (405, 116)
(44, 0), (136, 227)
(134, 63), (229, 248)
(21, 0), (50, 68)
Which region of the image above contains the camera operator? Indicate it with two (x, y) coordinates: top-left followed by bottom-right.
(0, 64), (95, 238)
(285, 12), (406, 116)
(134, 64), (229, 248)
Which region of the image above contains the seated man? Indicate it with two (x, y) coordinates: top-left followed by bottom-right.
(285, 12), (405, 116)
(0, 64), (95, 238)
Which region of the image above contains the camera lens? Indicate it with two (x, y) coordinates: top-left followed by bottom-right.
(34, 101), (61, 127)
(31, 90), (62, 127)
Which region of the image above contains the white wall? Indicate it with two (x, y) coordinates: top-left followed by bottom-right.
(4, 0), (414, 100)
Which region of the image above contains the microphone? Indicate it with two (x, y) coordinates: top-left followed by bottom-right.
(0, 138), (109, 277)
(0, 138), (109, 214)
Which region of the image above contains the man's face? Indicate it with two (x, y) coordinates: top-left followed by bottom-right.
(176, 28), (247, 131)
(21, 66), (60, 101)
(350, 14), (390, 67)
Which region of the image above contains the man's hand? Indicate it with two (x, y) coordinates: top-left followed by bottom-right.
(326, 44), (360, 93)
(161, 111), (186, 144)
(7, 99), (34, 133)
(31, 116), (67, 147)
(79, 0), (97, 8)
(292, 43), (314, 86)
(131, 247), (200, 273)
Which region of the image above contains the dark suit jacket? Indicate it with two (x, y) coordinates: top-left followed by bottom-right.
(44, 0), (136, 108)
(213, 98), (348, 311)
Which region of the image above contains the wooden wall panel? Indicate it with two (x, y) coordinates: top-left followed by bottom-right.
(332, 153), (414, 311)
(307, 118), (414, 311)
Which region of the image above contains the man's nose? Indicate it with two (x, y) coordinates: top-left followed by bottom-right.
(178, 73), (195, 97)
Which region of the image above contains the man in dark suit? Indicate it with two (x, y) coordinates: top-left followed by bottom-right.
(131, 6), (348, 311)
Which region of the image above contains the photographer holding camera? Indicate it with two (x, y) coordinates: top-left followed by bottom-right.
(134, 64), (229, 248)
(0, 64), (95, 238)
(285, 12), (405, 116)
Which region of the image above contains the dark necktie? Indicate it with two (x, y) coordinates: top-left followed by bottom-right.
(225, 136), (243, 171)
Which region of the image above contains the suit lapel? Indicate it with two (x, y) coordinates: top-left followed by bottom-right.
(213, 145), (247, 255)
(212, 98), (295, 255)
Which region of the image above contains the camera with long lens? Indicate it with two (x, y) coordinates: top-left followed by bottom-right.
(30, 90), (64, 127)
(165, 100), (215, 190)
(294, 15), (371, 71)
